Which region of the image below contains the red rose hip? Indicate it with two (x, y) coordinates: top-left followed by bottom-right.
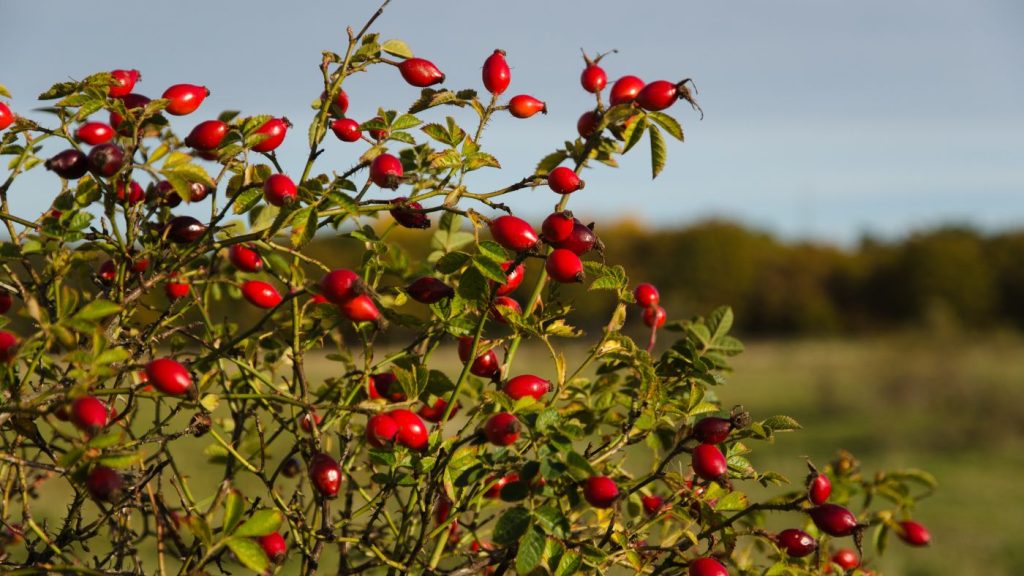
(636, 80), (679, 112)
(689, 557), (728, 576)
(0, 102), (13, 131)
(241, 280), (282, 308)
(341, 295), (380, 323)
(494, 261), (525, 296)
(309, 452), (342, 498)
(145, 358), (192, 395)
(897, 520), (931, 547)
(691, 443), (728, 481)
(370, 153), (403, 189)
(75, 122), (115, 145)
(809, 504), (859, 537)
(365, 413), (400, 448)
(547, 166), (583, 195)
(45, 149), (89, 180)
(252, 117), (289, 152)
(489, 215), (539, 252)
(643, 306), (667, 328)
(776, 528), (817, 557)
(508, 95), (547, 118)
(330, 117), (361, 142)
(108, 69), (140, 98)
(482, 49), (511, 94)
(580, 64), (607, 93)
(609, 75), (645, 106)
(641, 494), (664, 515)
(259, 532), (287, 563)
(229, 244), (263, 272)
(503, 374), (549, 401)
(808, 472), (832, 505)
(71, 396), (109, 432)
(162, 84), (209, 116)
(263, 173), (298, 207)
(831, 548), (859, 569)
(484, 412), (520, 446)
(398, 58), (445, 87)
(542, 212), (575, 244)
(185, 120), (229, 150)
(319, 269), (360, 303)
(634, 283), (660, 307)
(546, 249), (584, 283)
(389, 408), (429, 450)
(583, 476), (619, 508)
(0, 331), (15, 363)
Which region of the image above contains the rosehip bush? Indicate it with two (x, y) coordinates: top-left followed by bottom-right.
(0, 4), (934, 575)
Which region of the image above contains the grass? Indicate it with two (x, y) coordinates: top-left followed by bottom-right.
(9, 332), (1023, 574)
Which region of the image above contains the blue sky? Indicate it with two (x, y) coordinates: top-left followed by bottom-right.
(3, 0), (1022, 245)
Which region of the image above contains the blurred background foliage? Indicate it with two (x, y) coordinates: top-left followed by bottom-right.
(300, 218), (1024, 337)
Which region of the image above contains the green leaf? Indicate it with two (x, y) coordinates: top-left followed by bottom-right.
(536, 150), (569, 176)
(390, 113), (422, 131)
(435, 251), (471, 274)
(233, 187), (263, 215)
(762, 415), (802, 432)
(428, 149), (462, 170)
(73, 299), (121, 322)
(648, 124), (667, 179)
(381, 39), (414, 59)
(97, 452), (143, 469)
(0, 84), (10, 99)
(648, 111), (684, 141)
(168, 163), (214, 187)
(234, 509), (283, 537)
(555, 550), (581, 576)
(38, 81), (80, 100)
(493, 506), (531, 546)
(225, 536), (270, 573)
(464, 152), (501, 171)
(707, 306), (734, 343)
(516, 526), (546, 574)
(290, 205), (317, 248)
(472, 255), (508, 283)
(223, 490), (244, 534)
(622, 115), (648, 154)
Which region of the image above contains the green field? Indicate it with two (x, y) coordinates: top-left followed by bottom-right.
(11, 333), (1024, 574)
(719, 333), (1024, 576)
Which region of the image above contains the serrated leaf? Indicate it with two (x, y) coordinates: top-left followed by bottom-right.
(648, 111), (684, 141)
(762, 415), (801, 431)
(536, 150), (569, 176)
(472, 256), (508, 283)
(38, 81), (80, 100)
(649, 124), (667, 179)
(225, 536), (270, 573)
(622, 115), (648, 154)
(516, 526), (546, 574)
(223, 490), (244, 534)
(233, 187), (263, 215)
(493, 506), (531, 546)
(390, 113), (421, 131)
(290, 206), (317, 248)
(169, 163), (214, 187)
(555, 550), (582, 576)
(428, 149), (462, 170)
(464, 152), (500, 171)
(382, 39), (414, 59)
(234, 509), (283, 537)
(435, 251), (471, 274)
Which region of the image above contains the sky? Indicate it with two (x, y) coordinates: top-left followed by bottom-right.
(2, 0), (1022, 245)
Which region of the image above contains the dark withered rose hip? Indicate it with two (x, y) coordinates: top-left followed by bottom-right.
(45, 149), (89, 180)
(165, 216), (207, 244)
(87, 143), (125, 178)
